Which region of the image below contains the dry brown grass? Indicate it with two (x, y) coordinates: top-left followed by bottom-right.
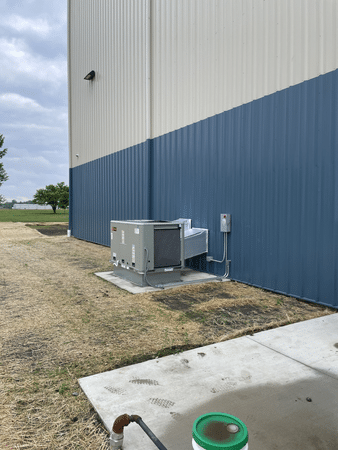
(0, 222), (335, 449)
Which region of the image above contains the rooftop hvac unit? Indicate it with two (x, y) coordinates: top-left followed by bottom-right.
(110, 219), (208, 287)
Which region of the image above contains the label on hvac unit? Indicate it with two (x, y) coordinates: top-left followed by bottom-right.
(121, 230), (125, 244)
(134, 228), (140, 235)
(164, 267), (174, 272)
(132, 245), (135, 263)
(112, 252), (116, 258)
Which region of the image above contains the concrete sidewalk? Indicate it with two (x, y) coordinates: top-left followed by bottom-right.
(79, 313), (338, 450)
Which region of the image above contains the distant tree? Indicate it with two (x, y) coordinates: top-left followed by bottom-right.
(58, 187), (69, 210)
(1, 199), (16, 209)
(2, 201), (11, 209)
(32, 182), (69, 213)
(0, 134), (9, 204)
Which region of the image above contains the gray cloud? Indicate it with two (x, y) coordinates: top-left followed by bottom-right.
(0, 37), (67, 88)
(4, 15), (52, 37)
(0, 0), (68, 202)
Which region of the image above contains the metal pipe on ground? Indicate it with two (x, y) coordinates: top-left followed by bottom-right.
(110, 414), (168, 450)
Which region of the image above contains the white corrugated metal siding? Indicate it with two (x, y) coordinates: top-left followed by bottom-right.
(151, 0), (338, 138)
(69, 0), (338, 163)
(68, 0), (148, 168)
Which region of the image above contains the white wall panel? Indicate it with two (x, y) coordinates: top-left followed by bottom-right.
(68, 0), (148, 167)
(68, 0), (338, 163)
(150, 0), (338, 139)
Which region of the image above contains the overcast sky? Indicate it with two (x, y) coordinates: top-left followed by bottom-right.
(0, 0), (68, 202)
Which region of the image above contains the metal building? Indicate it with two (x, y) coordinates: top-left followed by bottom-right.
(68, 0), (338, 308)
(12, 204), (52, 210)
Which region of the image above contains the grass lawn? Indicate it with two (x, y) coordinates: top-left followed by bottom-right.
(0, 222), (335, 449)
(0, 208), (69, 222)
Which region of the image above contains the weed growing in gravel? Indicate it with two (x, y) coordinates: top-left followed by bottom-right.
(59, 383), (70, 395)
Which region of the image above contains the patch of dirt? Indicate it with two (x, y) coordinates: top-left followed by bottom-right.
(149, 278), (335, 342)
(192, 282), (234, 298)
(153, 282), (234, 310)
(153, 293), (205, 310)
(2, 332), (50, 366)
(0, 221), (335, 449)
(26, 223), (68, 236)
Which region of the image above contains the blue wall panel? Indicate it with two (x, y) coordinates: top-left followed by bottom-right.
(70, 141), (150, 246)
(151, 70), (338, 308)
(70, 70), (338, 308)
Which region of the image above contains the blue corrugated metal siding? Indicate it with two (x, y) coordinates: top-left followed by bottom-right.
(70, 70), (338, 308)
(151, 70), (338, 308)
(70, 141), (150, 245)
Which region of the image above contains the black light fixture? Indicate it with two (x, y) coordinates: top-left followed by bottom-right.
(84, 70), (95, 81)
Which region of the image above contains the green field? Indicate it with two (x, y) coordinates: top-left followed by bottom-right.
(0, 209), (69, 222)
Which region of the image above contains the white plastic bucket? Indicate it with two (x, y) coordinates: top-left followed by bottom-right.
(192, 438), (249, 450)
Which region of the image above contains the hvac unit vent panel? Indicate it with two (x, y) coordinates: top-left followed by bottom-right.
(154, 228), (181, 268)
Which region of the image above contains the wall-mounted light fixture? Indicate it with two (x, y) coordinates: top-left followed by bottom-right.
(84, 70), (95, 81)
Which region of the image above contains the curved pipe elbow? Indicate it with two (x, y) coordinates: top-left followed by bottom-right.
(112, 414), (132, 434)
(111, 414), (141, 449)
(111, 414), (167, 450)
(110, 414), (131, 450)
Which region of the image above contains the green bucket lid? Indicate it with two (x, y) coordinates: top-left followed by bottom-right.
(192, 413), (248, 450)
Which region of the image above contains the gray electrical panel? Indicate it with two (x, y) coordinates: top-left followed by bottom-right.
(220, 214), (231, 232)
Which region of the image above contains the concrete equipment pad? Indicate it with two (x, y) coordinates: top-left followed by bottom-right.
(95, 269), (227, 294)
(79, 314), (338, 450)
